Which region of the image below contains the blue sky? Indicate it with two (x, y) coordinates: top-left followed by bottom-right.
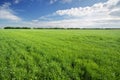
(0, 0), (120, 28)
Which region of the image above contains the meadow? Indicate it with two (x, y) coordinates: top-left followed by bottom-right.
(0, 29), (120, 80)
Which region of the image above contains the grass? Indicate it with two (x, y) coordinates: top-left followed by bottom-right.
(0, 29), (120, 80)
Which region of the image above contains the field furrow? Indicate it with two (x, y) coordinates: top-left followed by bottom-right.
(0, 30), (120, 80)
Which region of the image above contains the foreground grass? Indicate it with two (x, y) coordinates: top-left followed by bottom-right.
(0, 29), (120, 80)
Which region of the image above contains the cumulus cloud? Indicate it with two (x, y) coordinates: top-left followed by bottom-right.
(56, 0), (120, 17)
(1, 0), (120, 28)
(29, 0), (119, 28)
(0, 2), (21, 21)
(47, 0), (120, 28)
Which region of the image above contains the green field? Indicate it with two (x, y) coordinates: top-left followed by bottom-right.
(0, 30), (120, 80)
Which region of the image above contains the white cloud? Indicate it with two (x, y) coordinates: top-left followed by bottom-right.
(14, 0), (20, 4)
(61, 0), (72, 3)
(50, 0), (73, 4)
(50, 0), (57, 4)
(16, 0), (119, 28)
(1, 17), (120, 28)
(30, 0), (119, 28)
(46, 0), (119, 28)
(32, 20), (39, 22)
(0, 2), (21, 21)
(1, 0), (120, 28)
(56, 0), (120, 18)
(21, 17), (120, 28)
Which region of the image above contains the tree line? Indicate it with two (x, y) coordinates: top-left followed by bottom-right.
(3, 27), (120, 30)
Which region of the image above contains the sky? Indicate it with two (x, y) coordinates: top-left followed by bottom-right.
(0, 0), (120, 28)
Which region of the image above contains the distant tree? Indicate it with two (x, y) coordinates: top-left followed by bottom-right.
(4, 27), (31, 29)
